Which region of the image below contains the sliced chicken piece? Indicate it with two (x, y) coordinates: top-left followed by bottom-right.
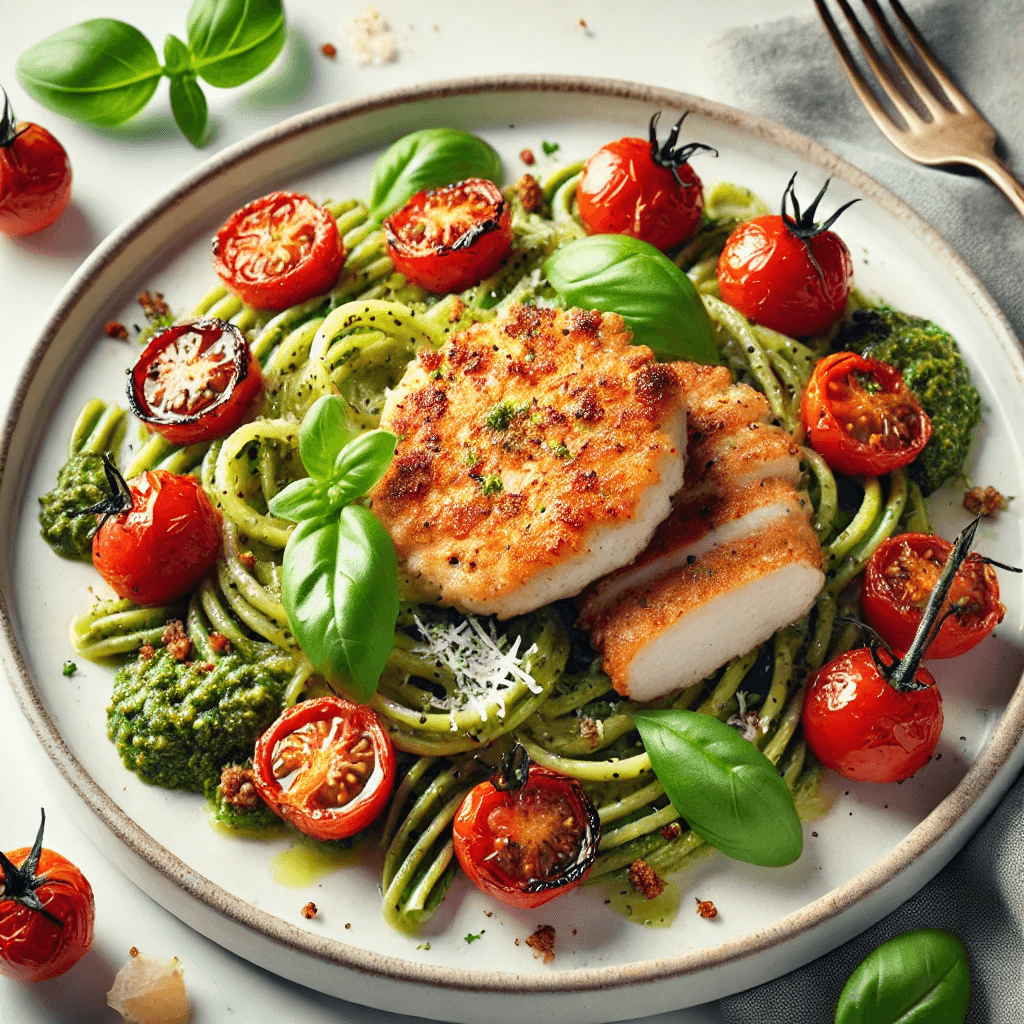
(686, 421), (802, 497)
(584, 511), (824, 702)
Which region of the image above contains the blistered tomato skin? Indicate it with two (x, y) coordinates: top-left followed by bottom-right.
(802, 648), (943, 783)
(576, 136), (704, 250)
(717, 215), (853, 336)
(0, 116), (72, 237)
(91, 471), (222, 605)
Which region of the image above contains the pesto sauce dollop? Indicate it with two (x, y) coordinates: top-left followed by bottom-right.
(38, 452), (108, 560)
(838, 308), (982, 495)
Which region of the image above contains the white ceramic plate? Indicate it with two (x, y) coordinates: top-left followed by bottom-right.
(3, 78), (1024, 1024)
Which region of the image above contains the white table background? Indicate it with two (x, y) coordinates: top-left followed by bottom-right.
(0, 1), (934, 1021)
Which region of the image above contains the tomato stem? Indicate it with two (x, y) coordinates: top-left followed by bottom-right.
(780, 173), (859, 241)
(492, 742), (530, 792)
(68, 452), (134, 532)
(647, 112), (717, 189)
(0, 810), (65, 928)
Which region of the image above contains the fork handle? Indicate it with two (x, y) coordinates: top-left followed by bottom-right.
(965, 154), (1024, 219)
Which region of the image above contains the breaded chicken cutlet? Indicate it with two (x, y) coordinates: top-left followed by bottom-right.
(370, 305), (687, 618)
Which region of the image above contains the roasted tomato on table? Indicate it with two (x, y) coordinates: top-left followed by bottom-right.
(800, 351), (932, 477)
(383, 177), (513, 293)
(576, 111), (715, 250)
(213, 190), (346, 310)
(862, 533), (1005, 659)
(85, 458), (222, 605)
(0, 811), (94, 983)
(127, 318), (263, 445)
(453, 748), (600, 910)
(253, 696), (396, 840)
(717, 173), (856, 336)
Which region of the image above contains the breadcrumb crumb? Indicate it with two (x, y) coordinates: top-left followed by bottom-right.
(516, 173), (544, 213)
(519, 148), (536, 165)
(525, 924), (556, 964)
(161, 620), (192, 662)
(964, 485), (1008, 517)
(628, 858), (665, 900)
(302, 902), (318, 919)
(105, 321), (129, 340)
(695, 897), (718, 920)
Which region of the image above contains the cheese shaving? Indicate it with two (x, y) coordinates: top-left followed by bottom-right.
(107, 951), (189, 1024)
(346, 6), (398, 65)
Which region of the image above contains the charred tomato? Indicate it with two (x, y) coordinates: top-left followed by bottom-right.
(383, 177), (513, 293)
(800, 351), (932, 477)
(0, 811), (94, 983)
(213, 190), (345, 310)
(717, 174), (856, 336)
(576, 111), (715, 250)
(453, 761), (600, 910)
(128, 318), (262, 445)
(862, 533), (1004, 659)
(253, 696), (396, 841)
(89, 461), (222, 605)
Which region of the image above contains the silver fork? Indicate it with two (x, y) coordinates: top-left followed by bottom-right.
(815, 0), (1024, 217)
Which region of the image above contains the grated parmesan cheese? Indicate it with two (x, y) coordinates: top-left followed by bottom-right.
(346, 6), (398, 65)
(412, 614), (539, 730)
(726, 690), (768, 743)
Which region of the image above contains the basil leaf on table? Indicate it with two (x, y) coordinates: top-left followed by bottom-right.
(835, 928), (970, 1024)
(185, 0), (287, 88)
(543, 234), (719, 365)
(168, 74), (208, 147)
(281, 506), (398, 704)
(633, 708), (802, 866)
(367, 128), (504, 222)
(298, 394), (360, 480)
(17, 19), (162, 126)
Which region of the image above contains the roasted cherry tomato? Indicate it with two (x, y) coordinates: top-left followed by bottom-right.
(802, 647), (942, 783)
(212, 190), (345, 310)
(90, 465), (221, 605)
(576, 112), (714, 250)
(800, 351), (932, 477)
(0, 811), (94, 983)
(862, 533), (1004, 660)
(253, 696), (396, 841)
(383, 177), (513, 293)
(717, 174), (855, 336)
(452, 762), (600, 910)
(127, 318), (263, 445)
(0, 90), (72, 237)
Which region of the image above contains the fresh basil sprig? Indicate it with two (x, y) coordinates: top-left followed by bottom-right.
(367, 128), (504, 222)
(543, 234), (718, 364)
(835, 929), (970, 1023)
(17, 0), (285, 147)
(633, 708), (802, 866)
(268, 396), (399, 704)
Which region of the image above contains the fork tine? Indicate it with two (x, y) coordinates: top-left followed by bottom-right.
(887, 0), (978, 116)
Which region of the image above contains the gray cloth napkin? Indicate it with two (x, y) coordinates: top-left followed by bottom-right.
(705, 2), (1024, 1021)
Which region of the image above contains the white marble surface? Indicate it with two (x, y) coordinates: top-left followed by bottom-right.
(0, 2), (897, 1022)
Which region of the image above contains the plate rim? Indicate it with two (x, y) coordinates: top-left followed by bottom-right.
(3, 72), (1024, 996)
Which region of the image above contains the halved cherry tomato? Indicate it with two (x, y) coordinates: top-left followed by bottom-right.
(0, 811), (95, 983)
(383, 178), (512, 293)
(91, 468), (221, 605)
(212, 190), (345, 310)
(717, 175), (856, 336)
(576, 113), (712, 250)
(253, 696), (395, 841)
(452, 764), (600, 910)
(0, 91), (72, 237)
(800, 351), (932, 477)
(127, 318), (263, 445)
(802, 647), (942, 783)
(862, 533), (1004, 660)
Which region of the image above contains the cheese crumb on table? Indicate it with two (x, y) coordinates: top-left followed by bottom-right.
(347, 6), (398, 65)
(107, 951), (190, 1024)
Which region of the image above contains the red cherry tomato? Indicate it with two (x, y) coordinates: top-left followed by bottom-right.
(127, 318), (263, 445)
(0, 812), (94, 983)
(253, 696), (395, 840)
(212, 190), (345, 310)
(452, 764), (600, 910)
(577, 113), (712, 250)
(802, 647), (942, 783)
(92, 470), (221, 605)
(862, 533), (1004, 660)
(800, 351), (932, 477)
(0, 92), (72, 237)
(383, 178), (513, 293)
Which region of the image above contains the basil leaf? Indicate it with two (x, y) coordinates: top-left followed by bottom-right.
(186, 0), (286, 88)
(169, 75), (207, 147)
(17, 19), (162, 127)
(328, 430), (397, 509)
(633, 709), (802, 866)
(367, 128), (504, 222)
(835, 929), (970, 1024)
(163, 34), (192, 77)
(267, 477), (329, 523)
(281, 506), (399, 703)
(543, 235), (718, 365)
(299, 395), (360, 482)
